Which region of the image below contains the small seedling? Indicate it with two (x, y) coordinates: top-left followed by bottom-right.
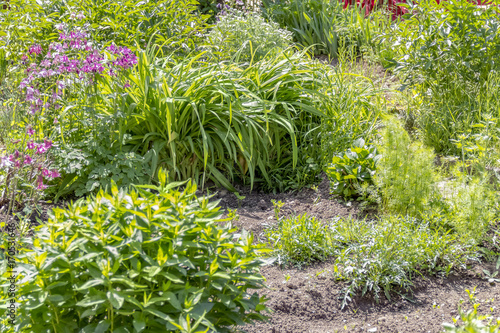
(234, 192), (246, 209)
(271, 199), (284, 220)
(283, 273), (291, 283)
(227, 208), (239, 222)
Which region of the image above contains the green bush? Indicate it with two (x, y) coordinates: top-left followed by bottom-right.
(326, 138), (380, 199)
(264, 213), (335, 267)
(387, 0), (500, 153)
(374, 117), (440, 217)
(206, 9), (293, 62)
(0, 170), (269, 332)
(0, 0), (209, 58)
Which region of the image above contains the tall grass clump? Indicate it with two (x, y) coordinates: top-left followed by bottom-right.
(374, 117), (439, 217)
(319, 66), (383, 164)
(98, 49), (327, 192)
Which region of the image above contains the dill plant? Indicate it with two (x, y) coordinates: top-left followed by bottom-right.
(374, 117), (440, 217)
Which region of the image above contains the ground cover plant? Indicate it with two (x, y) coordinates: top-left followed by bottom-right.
(3, 0), (500, 331)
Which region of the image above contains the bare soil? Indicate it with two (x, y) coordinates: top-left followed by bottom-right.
(214, 176), (500, 333)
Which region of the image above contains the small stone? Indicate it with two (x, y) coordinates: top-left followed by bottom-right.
(367, 328), (377, 332)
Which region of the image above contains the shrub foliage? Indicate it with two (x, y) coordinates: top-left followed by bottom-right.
(2, 171), (269, 332)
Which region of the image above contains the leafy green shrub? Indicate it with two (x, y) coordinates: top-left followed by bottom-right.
(0, 0), (209, 59)
(264, 213), (335, 267)
(386, 0), (500, 153)
(333, 215), (474, 308)
(374, 117), (440, 217)
(206, 9), (293, 62)
(0, 170), (269, 332)
(326, 138), (380, 199)
(51, 136), (153, 198)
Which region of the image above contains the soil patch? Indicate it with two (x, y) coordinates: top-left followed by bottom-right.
(214, 176), (500, 333)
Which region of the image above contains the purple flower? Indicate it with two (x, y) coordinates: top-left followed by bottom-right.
(36, 175), (47, 190)
(27, 141), (35, 150)
(29, 44), (43, 55)
(42, 168), (51, 177)
(36, 145), (47, 154)
(43, 140), (53, 150)
(27, 127), (35, 136)
(24, 155), (33, 165)
(124, 81), (131, 89)
(50, 169), (61, 178)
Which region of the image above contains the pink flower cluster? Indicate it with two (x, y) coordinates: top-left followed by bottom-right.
(19, 26), (137, 115)
(2, 129), (60, 190)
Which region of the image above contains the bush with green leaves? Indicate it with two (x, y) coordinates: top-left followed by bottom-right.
(374, 117), (440, 217)
(0, 171), (269, 332)
(385, 0), (500, 153)
(326, 138), (380, 199)
(51, 135), (153, 199)
(206, 9), (293, 62)
(264, 212), (336, 267)
(0, 0), (209, 59)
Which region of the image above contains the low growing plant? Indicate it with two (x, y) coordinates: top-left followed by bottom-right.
(443, 288), (500, 332)
(333, 215), (475, 308)
(0, 170), (270, 332)
(264, 213), (335, 267)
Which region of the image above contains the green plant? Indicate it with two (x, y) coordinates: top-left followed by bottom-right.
(51, 135), (153, 198)
(206, 9), (293, 62)
(0, 0), (210, 62)
(326, 138), (380, 199)
(386, 0), (500, 153)
(374, 117), (440, 217)
(264, 213), (336, 267)
(0, 169), (269, 332)
(271, 199), (284, 221)
(262, 0), (385, 57)
(318, 65), (383, 165)
(443, 288), (500, 332)
(333, 215), (474, 308)
(105, 48), (327, 192)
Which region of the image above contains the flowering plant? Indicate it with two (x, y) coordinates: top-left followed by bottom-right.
(0, 127), (59, 216)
